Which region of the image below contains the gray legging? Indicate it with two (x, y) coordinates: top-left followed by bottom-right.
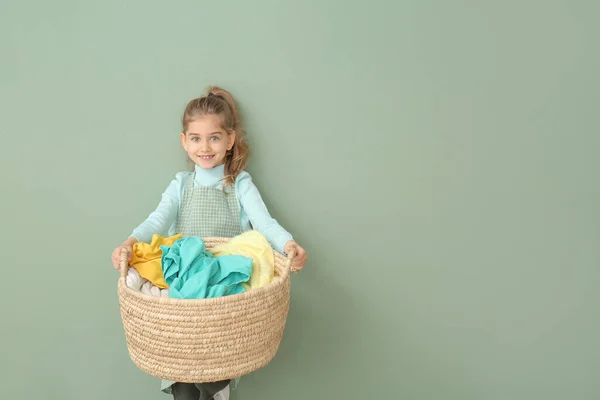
(171, 380), (231, 400)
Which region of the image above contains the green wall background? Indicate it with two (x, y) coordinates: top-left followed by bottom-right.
(1, 1), (598, 399)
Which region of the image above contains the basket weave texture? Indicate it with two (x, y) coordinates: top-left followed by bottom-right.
(117, 237), (293, 382)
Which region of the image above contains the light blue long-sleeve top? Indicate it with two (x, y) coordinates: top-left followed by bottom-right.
(129, 164), (293, 254)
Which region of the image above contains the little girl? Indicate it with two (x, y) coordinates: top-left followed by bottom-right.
(111, 86), (307, 400)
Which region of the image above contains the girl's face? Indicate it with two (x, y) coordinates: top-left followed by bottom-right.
(180, 115), (235, 170)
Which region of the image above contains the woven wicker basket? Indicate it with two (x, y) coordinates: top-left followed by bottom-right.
(117, 237), (295, 383)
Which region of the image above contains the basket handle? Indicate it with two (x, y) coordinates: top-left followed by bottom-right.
(286, 247), (298, 275)
(120, 247), (130, 279)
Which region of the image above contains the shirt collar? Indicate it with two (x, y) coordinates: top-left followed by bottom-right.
(194, 163), (225, 186)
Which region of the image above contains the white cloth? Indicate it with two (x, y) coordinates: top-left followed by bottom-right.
(125, 268), (144, 291)
(126, 268), (169, 297)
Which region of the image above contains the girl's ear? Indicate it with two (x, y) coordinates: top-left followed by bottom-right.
(227, 131), (236, 151)
(180, 132), (187, 151)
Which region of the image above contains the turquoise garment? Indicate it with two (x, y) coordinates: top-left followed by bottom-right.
(161, 236), (252, 299)
(130, 164), (293, 254)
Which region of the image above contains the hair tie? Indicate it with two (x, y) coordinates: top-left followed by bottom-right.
(208, 93), (222, 99)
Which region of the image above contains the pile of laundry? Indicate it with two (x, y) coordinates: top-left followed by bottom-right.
(125, 231), (276, 299)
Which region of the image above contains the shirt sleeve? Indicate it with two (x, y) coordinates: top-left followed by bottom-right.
(237, 172), (293, 254)
(129, 173), (186, 243)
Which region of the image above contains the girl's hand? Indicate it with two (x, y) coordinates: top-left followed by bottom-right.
(111, 237), (138, 270)
(284, 241), (307, 272)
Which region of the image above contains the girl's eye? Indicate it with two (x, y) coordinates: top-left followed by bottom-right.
(211, 136), (219, 141)
(191, 137), (199, 142)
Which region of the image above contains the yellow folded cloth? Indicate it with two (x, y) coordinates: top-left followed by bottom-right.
(211, 231), (275, 290)
(130, 233), (182, 289)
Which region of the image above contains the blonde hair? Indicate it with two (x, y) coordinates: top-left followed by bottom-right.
(181, 86), (250, 189)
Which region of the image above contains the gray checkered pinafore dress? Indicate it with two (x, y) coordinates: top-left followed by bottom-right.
(174, 172), (244, 238)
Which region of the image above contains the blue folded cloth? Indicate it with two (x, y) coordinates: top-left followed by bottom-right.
(161, 236), (252, 299)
